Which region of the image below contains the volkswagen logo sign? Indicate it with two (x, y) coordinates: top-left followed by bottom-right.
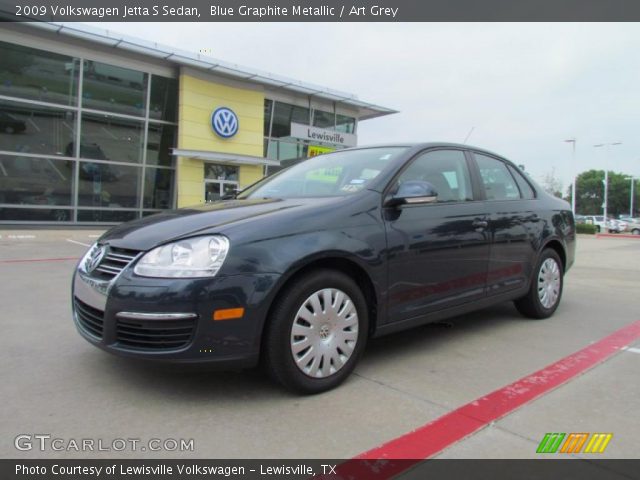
(211, 107), (239, 138)
(85, 245), (106, 273)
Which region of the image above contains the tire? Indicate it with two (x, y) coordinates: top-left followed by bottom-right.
(4, 126), (14, 134)
(632, 229), (640, 236)
(263, 269), (368, 394)
(514, 249), (564, 319)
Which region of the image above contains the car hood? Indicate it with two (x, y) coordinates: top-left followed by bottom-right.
(99, 197), (344, 251)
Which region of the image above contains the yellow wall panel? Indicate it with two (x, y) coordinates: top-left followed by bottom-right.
(180, 95), (263, 119)
(176, 73), (266, 207)
(180, 75), (264, 104)
(179, 119), (263, 145)
(179, 113), (263, 135)
(239, 165), (264, 186)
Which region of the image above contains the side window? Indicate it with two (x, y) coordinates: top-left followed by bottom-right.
(507, 164), (535, 199)
(475, 154), (521, 200)
(396, 150), (473, 202)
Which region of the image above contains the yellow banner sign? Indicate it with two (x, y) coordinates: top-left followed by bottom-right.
(307, 145), (335, 158)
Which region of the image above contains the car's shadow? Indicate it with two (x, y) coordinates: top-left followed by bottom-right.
(91, 302), (523, 400)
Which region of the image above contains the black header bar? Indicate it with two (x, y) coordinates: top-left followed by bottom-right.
(2, 459), (639, 480)
(1, 0), (640, 22)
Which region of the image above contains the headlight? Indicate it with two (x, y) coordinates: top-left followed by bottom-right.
(133, 235), (230, 278)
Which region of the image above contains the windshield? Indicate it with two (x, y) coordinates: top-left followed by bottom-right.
(238, 147), (408, 199)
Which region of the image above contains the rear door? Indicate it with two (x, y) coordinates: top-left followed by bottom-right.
(471, 152), (538, 297)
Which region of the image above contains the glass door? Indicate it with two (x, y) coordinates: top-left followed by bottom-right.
(205, 180), (238, 202)
(204, 163), (239, 202)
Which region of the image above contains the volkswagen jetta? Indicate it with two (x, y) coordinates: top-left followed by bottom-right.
(72, 144), (575, 393)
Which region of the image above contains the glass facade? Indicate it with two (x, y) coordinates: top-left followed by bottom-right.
(263, 99), (356, 169)
(0, 40), (178, 223)
(0, 38), (363, 224)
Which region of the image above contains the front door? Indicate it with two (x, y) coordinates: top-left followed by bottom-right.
(384, 149), (491, 323)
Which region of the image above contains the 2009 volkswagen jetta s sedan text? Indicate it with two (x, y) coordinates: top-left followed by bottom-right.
(72, 144), (575, 393)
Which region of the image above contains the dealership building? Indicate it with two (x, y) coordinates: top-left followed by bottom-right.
(0, 22), (395, 224)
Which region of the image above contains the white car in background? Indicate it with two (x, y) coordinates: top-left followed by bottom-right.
(583, 215), (626, 233)
(619, 218), (640, 235)
(610, 219), (628, 233)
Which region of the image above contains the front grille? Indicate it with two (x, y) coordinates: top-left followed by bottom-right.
(93, 247), (139, 280)
(74, 298), (104, 339)
(116, 318), (196, 351)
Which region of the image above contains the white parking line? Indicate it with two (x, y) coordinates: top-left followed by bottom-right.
(622, 346), (640, 355)
(66, 238), (91, 247)
(4, 234), (37, 239)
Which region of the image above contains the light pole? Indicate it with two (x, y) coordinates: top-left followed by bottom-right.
(564, 138), (576, 215)
(624, 176), (636, 218)
(632, 177), (636, 218)
(593, 142), (622, 226)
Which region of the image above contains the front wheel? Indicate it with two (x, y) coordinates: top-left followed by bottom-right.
(632, 229), (640, 236)
(263, 269), (368, 394)
(514, 249), (564, 319)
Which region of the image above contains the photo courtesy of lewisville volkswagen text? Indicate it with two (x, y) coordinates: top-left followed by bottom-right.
(1, 0), (640, 478)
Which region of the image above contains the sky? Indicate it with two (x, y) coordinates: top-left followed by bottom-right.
(87, 22), (640, 190)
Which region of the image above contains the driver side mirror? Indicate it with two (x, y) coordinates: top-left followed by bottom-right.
(385, 180), (438, 207)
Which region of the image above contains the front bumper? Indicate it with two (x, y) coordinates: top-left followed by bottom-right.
(72, 267), (280, 367)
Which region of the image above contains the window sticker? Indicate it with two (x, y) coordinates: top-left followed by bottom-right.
(341, 184), (364, 193)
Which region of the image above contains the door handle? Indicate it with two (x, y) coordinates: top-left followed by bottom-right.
(472, 219), (489, 229)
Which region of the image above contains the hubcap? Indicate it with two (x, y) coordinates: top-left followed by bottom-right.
(537, 258), (561, 309)
(290, 288), (359, 378)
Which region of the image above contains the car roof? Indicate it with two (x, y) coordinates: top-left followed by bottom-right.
(343, 142), (511, 159)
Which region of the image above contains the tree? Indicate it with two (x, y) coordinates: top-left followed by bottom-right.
(572, 170), (639, 217)
(540, 168), (564, 199)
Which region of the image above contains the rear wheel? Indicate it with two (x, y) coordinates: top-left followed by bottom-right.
(632, 229), (640, 236)
(514, 249), (564, 319)
(264, 269), (368, 394)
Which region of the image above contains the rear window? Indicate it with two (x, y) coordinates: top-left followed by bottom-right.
(475, 154), (521, 200)
(508, 165), (535, 199)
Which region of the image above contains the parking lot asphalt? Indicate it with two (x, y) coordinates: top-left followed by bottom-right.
(0, 231), (638, 460)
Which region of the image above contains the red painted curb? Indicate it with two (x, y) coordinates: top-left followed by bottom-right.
(327, 320), (640, 479)
(0, 257), (79, 264)
(596, 233), (640, 239)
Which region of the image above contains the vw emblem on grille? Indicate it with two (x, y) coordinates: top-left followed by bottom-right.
(211, 107), (239, 138)
(85, 245), (106, 273)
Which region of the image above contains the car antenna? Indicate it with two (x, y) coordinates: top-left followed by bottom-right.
(463, 127), (475, 144)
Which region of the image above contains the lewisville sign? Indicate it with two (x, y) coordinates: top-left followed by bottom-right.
(290, 123), (357, 147)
